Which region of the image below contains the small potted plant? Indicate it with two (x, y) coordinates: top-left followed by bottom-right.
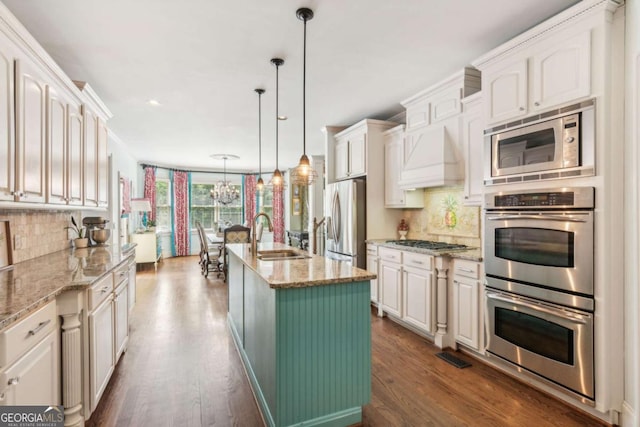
(66, 216), (88, 248)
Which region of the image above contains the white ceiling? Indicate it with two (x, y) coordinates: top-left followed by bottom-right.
(3, 0), (579, 173)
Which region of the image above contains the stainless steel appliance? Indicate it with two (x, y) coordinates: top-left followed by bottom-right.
(484, 187), (595, 403)
(325, 179), (365, 268)
(384, 239), (468, 253)
(83, 217), (111, 246)
(485, 100), (594, 184)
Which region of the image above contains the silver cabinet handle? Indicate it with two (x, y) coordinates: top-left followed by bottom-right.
(534, 102), (540, 107)
(519, 107), (525, 111)
(411, 260), (424, 265)
(486, 292), (588, 324)
(8, 377), (19, 386)
(457, 268), (475, 273)
(28, 319), (51, 336)
(101, 286), (110, 294)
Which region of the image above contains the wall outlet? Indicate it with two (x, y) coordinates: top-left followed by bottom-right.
(13, 234), (22, 250)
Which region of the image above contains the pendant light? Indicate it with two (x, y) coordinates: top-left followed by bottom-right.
(270, 58), (285, 187)
(290, 7), (318, 186)
(255, 88), (265, 191)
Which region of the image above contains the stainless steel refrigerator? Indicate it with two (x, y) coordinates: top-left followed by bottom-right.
(325, 179), (366, 268)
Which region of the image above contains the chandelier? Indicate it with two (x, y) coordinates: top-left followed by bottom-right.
(209, 154), (240, 205)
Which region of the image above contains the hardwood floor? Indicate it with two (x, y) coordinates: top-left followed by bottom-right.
(87, 256), (607, 427)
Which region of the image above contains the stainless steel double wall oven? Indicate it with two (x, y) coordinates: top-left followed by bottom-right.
(484, 187), (595, 403)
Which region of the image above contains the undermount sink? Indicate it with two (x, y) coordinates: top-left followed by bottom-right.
(256, 249), (311, 261)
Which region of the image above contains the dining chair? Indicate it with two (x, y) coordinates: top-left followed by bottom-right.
(222, 224), (251, 281)
(196, 221), (222, 278)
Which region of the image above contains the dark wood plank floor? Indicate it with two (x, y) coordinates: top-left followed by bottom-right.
(87, 256), (607, 427)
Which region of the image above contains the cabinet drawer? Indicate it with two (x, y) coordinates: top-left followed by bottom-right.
(379, 247), (402, 263)
(113, 260), (129, 287)
(366, 244), (378, 256)
(454, 260), (480, 279)
(0, 301), (56, 368)
(403, 252), (433, 270)
(89, 274), (113, 312)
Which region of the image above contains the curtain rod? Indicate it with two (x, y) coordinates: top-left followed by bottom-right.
(140, 163), (258, 176)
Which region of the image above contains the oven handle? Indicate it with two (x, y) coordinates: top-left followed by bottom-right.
(486, 292), (588, 324)
(486, 215), (587, 223)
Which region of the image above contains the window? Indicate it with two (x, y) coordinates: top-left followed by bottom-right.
(155, 179), (171, 232)
(190, 182), (242, 231)
(257, 185), (273, 228)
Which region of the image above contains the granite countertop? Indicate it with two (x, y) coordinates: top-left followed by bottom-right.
(226, 242), (376, 289)
(368, 240), (483, 262)
(0, 244), (136, 330)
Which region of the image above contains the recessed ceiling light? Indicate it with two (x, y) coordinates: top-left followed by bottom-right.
(278, 115), (288, 120)
(148, 99), (162, 106)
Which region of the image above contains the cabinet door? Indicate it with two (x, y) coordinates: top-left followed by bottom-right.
(380, 260), (402, 317)
(97, 118), (108, 207)
(15, 58), (47, 203)
(131, 233), (158, 264)
(127, 259), (137, 313)
(484, 59), (528, 125)
(67, 102), (83, 205)
(0, 331), (59, 406)
(0, 41), (15, 201)
(46, 85), (68, 205)
(83, 107), (98, 206)
(366, 254), (379, 303)
(384, 138), (404, 206)
(453, 276), (479, 350)
(114, 282), (128, 362)
(349, 132), (367, 177)
(89, 296), (115, 412)
(402, 266), (434, 333)
(462, 99), (484, 206)
(531, 31), (591, 112)
(334, 138), (350, 180)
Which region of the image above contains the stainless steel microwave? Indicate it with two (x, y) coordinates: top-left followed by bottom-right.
(484, 100), (595, 184)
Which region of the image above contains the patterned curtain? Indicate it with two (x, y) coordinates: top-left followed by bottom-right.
(143, 166), (157, 222)
(244, 175), (257, 225)
(272, 183), (285, 243)
(122, 177), (131, 214)
(170, 170), (190, 257)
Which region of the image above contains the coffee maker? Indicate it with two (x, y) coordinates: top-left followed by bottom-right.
(83, 217), (111, 246)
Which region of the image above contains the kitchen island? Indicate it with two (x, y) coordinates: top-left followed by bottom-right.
(226, 243), (375, 427)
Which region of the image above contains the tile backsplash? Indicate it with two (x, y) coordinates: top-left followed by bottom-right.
(0, 210), (72, 264)
(401, 187), (481, 248)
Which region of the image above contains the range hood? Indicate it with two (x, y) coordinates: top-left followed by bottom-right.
(398, 124), (463, 189)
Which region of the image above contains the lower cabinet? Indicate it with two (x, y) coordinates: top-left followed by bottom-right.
(452, 259), (484, 352)
(127, 255), (136, 314)
(366, 244), (379, 304)
(0, 330), (58, 406)
(379, 248), (402, 317)
(89, 294), (114, 412)
(0, 300), (59, 406)
(402, 252), (435, 334)
(114, 281), (129, 362)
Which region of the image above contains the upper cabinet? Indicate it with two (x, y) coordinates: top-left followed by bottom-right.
(0, 9), (112, 210)
(475, 18), (593, 127)
(333, 126), (367, 180)
(461, 93), (484, 206)
(399, 68), (481, 190)
(383, 125), (423, 208)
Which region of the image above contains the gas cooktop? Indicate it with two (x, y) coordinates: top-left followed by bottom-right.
(385, 239), (469, 251)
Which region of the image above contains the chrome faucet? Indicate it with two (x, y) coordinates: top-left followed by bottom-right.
(312, 216), (326, 255)
(251, 212), (273, 254)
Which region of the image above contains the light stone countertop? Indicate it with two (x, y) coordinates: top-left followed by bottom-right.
(367, 239), (483, 262)
(226, 242), (376, 289)
(0, 244), (136, 330)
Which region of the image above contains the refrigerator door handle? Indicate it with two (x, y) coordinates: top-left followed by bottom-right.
(326, 217), (333, 240)
(333, 191), (341, 244)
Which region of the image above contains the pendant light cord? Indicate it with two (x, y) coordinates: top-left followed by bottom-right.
(258, 91), (262, 177)
(275, 63), (279, 170)
(302, 16), (307, 156)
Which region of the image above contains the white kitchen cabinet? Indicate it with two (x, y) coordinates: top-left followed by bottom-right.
(83, 106), (98, 207)
(461, 93), (484, 206)
(379, 248), (402, 317)
(89, 294), (114, 412)
(452, 259), (483, 352)
(334, 128), (366, 180)
(97, 118), (109, 207)
(114, 281), (128, 362)
(402, 252), (435, 333)
(67, 101), (84, 205)
(0, 35), (16, 202)
(15, 57), (47, 204)
(366, 244), (379, 304)
(131, 232), (160, 269)
(0, 331), (59, 406)
(482, 30), (591, 126)
(383, 125), (423, 208)
(46, 84), (68, 205)
(0, 301), (59, 406)
(127, 255), (137, 313)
